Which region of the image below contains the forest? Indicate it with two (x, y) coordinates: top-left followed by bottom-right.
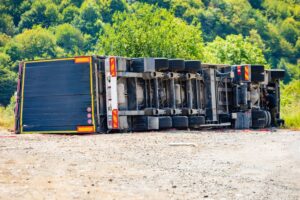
(0, 0), (299, 128)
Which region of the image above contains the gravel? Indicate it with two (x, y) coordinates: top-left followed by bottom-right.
(0, 129), (299, 199)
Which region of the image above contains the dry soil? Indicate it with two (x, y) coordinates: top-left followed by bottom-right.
(0, 129), (299, 200)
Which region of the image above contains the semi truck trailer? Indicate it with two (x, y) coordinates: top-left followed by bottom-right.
(14, 56), (285, 134)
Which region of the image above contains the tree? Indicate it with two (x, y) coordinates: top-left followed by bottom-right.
(98, 3), (204, 59)
(0, 0), (32, 26)
(0, 53), (11, 67)
(278, 58), (300, 83)
(73, 0), (102, 36)
(0, 34), (11, 48)
(280, 18), (299, 45)
(62, 5), (80, 23)
(54, 24), (84, 55)
(72, 0), (103, 51)
(6, 27), (59, 61)
(249, 0), (263, 9)
(18, 0), (61, 31)
(98, 0), (127, 23)
(0, 66), (16, 106)
(204, 34), (267, 65)
(0, 14), (15, 36)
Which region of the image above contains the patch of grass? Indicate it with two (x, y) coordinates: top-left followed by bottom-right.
(0, 96), (15, 130)
(281, 102), (300, 130)
(281, 80), (300, 130)
(0, 105), (14, 130)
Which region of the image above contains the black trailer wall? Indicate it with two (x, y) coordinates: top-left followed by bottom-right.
(20, 58), (95, 133)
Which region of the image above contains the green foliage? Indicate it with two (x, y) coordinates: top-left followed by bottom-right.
(62, 5), (80, 23)
(280, 18), (299, 44)
(0, 14), (15, 36)
(139, 0), (299, 69)
(281, 80), (300, 129)
(0, 96), (15, 129)
(0, 66), (16, 106)
(0, 33), (11, 48)
(7, 27), (59, 61)
(18, 0), (61, 31)
(71, 0), (103, 50)
(98, 0), (127, 23)
(204, 34), (267, 65)
(73, 0), (103, 36)
(0, 0), (32, 25)
(278, 59), (300, 83)
(54, 24), (84, 56)
(0, 52), (11, 66)
(98, 3), (204, 59)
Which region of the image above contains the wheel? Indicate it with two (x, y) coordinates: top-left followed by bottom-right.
(184, 60), (201, 73)
(159, 116), (172, 129)
(132, 116), (159, 131)
(251, 110), (267, 129)
(219, 114), (231, 123)
(172, 116), (188, 128)
(264, 111), (271, 127)
(155, 58), (169, 71)
(188, 116), (205, 128)
(169, 59), (185, 72)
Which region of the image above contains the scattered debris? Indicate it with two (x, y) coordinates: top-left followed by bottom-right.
(169, 143), (197, 147)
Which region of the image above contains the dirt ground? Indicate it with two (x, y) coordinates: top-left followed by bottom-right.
(0, 129), (299, 200)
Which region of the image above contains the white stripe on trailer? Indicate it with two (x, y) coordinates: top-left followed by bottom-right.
(105, 57), (119, 129)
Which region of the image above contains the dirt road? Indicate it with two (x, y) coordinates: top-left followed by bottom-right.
(0, 129), (299, 200)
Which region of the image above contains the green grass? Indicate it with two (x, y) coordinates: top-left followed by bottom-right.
(0, 105), (14, 130)
(281, 80), (300, 130)
(281, 102), (300, 130)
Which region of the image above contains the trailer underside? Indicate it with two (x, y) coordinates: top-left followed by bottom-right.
(15, 56), (285, 134)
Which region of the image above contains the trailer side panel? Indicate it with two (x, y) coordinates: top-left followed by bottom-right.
(20, 58), (95, 133)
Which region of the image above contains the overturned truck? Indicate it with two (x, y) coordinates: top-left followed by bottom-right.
(14, 56), (285, 134)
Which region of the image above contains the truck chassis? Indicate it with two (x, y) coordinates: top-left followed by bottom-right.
(15, 56), (285, 133)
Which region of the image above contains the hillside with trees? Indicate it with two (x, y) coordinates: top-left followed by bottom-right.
(0, 0), (299, 128)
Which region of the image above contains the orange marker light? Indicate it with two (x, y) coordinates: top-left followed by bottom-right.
(244, 65), (249, 81)
(75, 56), (90, 63)
(110, 57), (117, 77)
(112, 109), (119, 129)
(77, 126), (95, 133)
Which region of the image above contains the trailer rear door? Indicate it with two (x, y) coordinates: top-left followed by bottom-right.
(19, 57), (95, 133)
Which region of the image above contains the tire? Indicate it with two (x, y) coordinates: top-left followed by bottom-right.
(159, 116), (172, 129)
(169, 59), (185, 72)
(184, 60), (201, 73)
(132, 116), (159, 131)
(155, 58), (169, 71)
(188, 116), (205, 128)
(251, 110), (267, 129)
(264, 111), (271, 127)
(172, 116), (189, 128)
(219, 114), (231, 123)
(267, 111), (272, 127)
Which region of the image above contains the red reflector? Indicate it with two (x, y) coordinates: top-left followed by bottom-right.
(112, 109), (119, 129)
(110, 57), (117, 77)
(237, 66), (241, 75)
(75, 56), (90, 63)
(77, 126), (94, 133)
